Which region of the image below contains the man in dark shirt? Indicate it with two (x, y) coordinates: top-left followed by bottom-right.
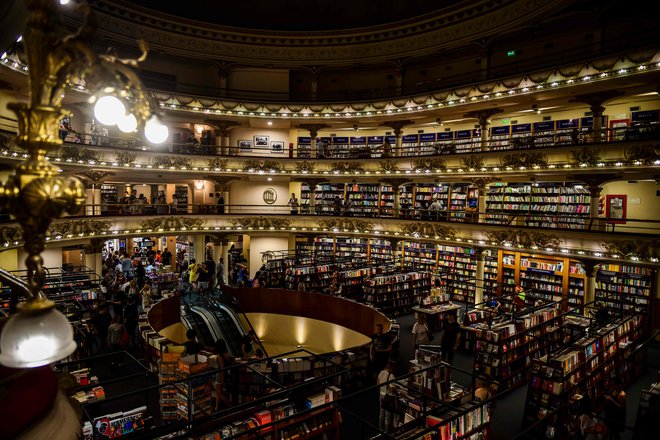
(440, 313), (461, 364)
(161, 248), (172, 266)
(90, 305), (112, 354)
(370, 323), (392, 381)
(183, 329), (203, 356)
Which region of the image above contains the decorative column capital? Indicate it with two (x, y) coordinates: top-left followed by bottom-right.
(206, 176), (238, 191)
(380, 120), (414, 136)
(463, 108), (503, 127)
(293, 178), (328, 188)
(572, 91), (622, 110)
(465, 176), (496, 191)
(205, 119), (241, 137)
(380, 178), (410, 190)
(295, 124), (330, 138)
(582, 260), (598, 277)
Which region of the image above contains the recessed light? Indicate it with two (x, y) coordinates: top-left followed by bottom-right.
(267, 121), (272, 126)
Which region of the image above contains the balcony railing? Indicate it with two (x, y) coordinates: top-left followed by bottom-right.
(19, 202), (657, 235)
(2, 124), (658, 162)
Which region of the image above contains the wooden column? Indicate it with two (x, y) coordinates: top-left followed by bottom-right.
(464, 108), (502, 151)
(474, 247), (486, 306)
(380, 120), (413, 158)
(583, 260), (598, 315)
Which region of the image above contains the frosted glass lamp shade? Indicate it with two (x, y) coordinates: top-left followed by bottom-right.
(144, 115), (169, 144)
(0, 307), (77, 368)
(118, 113), (138, 133)
(93, 95), (125, 126)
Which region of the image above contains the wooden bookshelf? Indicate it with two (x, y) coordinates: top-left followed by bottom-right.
(472, 306), (563, 391)
(364, 272), (432, 317)
(596, 264), (653, 316)
(496, 251), (585, 307)
(522, 314), (645, 438)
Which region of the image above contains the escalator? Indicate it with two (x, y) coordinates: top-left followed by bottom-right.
(180, 305), (217, 349)
(179, 297), (247, 358)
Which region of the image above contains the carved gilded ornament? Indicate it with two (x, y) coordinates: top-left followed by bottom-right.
(295, 161), (315, 174)
(0, 226), (23, 244)
(570, 147), (602, 167)
(140, 217), (205, 231)
(624, 145), (659, 164)
(59, 146), (99, 163)
(329, 162), (365, 174)
(500, 152), (548, 168)
(601, 240), (659, 260)
(243, 160), (281, 173)
(48, 219), (112, 237)
(410, 158), (447, 171)
(208, 158), (228, 170)
(153, 155), (192, 169)
(378, 160), (400, 173)
(462, 156), (485, 170)
(230, 217), (291, 230)
(317, 219), (373, 233)
(484, 230), (563, 249)
(115, 151), (137, 166)
(399, 223), (457, 239)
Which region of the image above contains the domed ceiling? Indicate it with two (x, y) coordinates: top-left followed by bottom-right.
(131, 0), (459, 31)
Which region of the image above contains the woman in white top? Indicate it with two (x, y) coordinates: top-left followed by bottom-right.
(412, 314), (430, 349)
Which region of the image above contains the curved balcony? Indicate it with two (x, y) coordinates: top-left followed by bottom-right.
(1, 126), (658, 180)
(0, 205), (657, 266)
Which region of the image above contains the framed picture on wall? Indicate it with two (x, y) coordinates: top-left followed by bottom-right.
(253, 135), (269, 148)
(270, 141), (285, 153)
(606, 194), (627, 224)
(238, 139), (252, 150)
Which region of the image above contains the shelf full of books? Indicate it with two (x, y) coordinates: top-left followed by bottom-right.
(522, 313), (645, 439)
(485, 182), (591, 229)
(497, 251), (585, 308)
(363, 272), (432, 317)
(472, 306), (562, 391)
(595, 264), (653, 316)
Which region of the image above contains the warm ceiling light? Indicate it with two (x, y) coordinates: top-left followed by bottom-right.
(94, 95), (125, 126)
(267, 121), (273, 126)
(144, 115), (169, 144)
(117, 113), (138, 133)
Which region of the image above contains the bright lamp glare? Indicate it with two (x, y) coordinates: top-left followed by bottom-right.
(144, 115), (169, 144)
(118, 113), (138, 133)
(94, 95), (125, 126)
(60, 0), (70, 4)
(0, 306), (77, 368)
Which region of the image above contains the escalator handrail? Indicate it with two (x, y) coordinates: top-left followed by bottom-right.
(214, 289), (269, 358)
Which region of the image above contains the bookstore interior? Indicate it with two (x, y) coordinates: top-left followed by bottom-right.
(0, 1), (659, 439)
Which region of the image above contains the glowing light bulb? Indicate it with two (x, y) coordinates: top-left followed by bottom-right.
(94, 95), (125, 126)
(144, 115), (169, 144)
(117, 113), (138, 133)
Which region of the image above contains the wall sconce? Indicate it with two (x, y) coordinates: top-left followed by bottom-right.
(194, 180), (206, 190)
(0, 0), (168, 368)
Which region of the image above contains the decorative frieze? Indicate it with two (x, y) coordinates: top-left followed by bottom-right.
(317, 218), (373, 233)
(140, 217), (205, 231)
(230, 217), (291, 230)
(48, 219), (112, 237)
(399, 222), (457, 239)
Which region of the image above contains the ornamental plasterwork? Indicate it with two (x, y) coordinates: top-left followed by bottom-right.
(329, 162), (365, 174)
(243, 160), (281, 173)
(317, 219), (373, 233)
(462, 156), (485, 170)
(153, 155), (192, 169)
(400, 223), (457, 240)
(294, 161), (315, 174)
(500, 152), (548, 168)
(230, 217), (291, 230)
(570, 147), (602, 167)
(59, 146), (98, 163)
(484, 230), (563, 249)
(410, 158), (447, 171)
(378, 160), (400, 173)
(48, 219), (112, 237)
(624, 145), (659, 164)
(0, 226), (22, 244)
(140, 217), (205, 231)
(115, 152), (136, 166)
(208, 158), (228, 170)
(601, 239), (659, 260)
